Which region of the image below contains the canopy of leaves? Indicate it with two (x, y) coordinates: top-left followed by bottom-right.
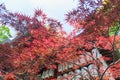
(0, 0), (120, 79)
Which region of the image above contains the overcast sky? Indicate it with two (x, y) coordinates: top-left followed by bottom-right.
(0, 0), (78, 34)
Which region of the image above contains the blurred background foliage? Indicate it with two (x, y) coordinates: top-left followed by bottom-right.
(0, 25), (12, 43)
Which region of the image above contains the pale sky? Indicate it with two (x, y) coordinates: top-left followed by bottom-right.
(0, 0), (78, 34)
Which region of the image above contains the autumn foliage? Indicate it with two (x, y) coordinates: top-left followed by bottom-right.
(0, 0), (120, 80)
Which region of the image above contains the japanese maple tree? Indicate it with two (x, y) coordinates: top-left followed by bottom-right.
(66, 0), (120, 79)
(0, 0), (120, 80)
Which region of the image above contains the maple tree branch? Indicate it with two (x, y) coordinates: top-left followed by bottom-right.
(100, 22), (120, 80)
(100, 58), (120, 80)
(14, 75), (23, 80)
(111, 23), (119, 62)
(71, 71), (84, 80)
(81, 48), (102, 79)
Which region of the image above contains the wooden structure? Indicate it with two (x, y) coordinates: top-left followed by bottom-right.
(36, 48), (115, 80)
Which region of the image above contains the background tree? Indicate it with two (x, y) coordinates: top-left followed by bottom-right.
(0, 25), (11, 43)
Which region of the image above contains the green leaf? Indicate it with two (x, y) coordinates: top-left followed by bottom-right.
(109, 22), (120, 36)
(0, 25), (12, 43)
